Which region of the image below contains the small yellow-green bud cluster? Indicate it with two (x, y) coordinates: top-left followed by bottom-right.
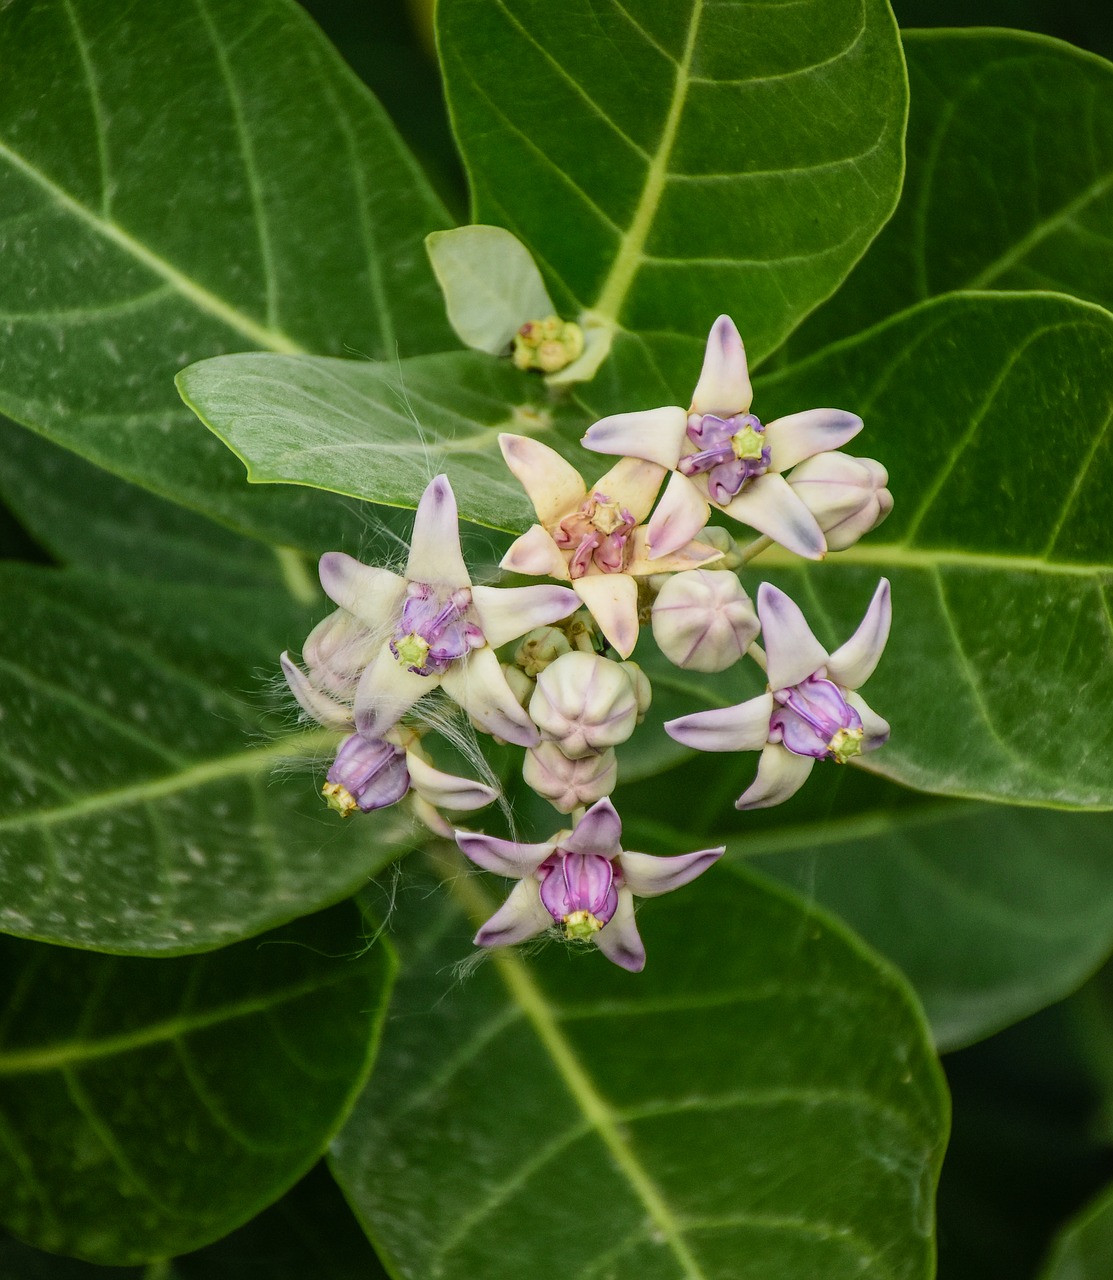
(512, 315), (585, 374)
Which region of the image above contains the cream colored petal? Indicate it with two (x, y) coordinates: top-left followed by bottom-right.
(736, 743), (814, 810)
(825, 579), (892, 690)
(499, 434), (586, 525)
(572, 574), (640, 659)
(593, 889), (646, 971)
(471, 583), (580, 649)
(581, 405), (688, 468)
(352, 641), (434, 739)
(590, 456), (667, 522)
(440, 646), (540, 747)
(500, 525), (571, 579)
(720, 473), (826, 561)
(627, 527), (722, 576)
(645, 471), (710, 559)
(475, 879), (553, 948)
(317, 553), (404, 629)
(690, 314), (752, 417)
(665, 693), (774, 753)
(279, 653), (354, 731)
(756, 583), (829, 692)
(406, 753), (499, 812)
(405, 475), (473, 588)
(766, 408), (863, 472)
(844, 691), (891, 751)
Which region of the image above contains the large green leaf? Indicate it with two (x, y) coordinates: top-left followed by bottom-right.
(332, 856), (948, 1280)
(784, 30), (1113, 357)
(0, 0), (451, 550)
(438, 0), (909, 385)
(754, 290), (1113, 807)
(0, 905), (394, 1265)
(0, 565), (411, 953)
(1038, 1181), (1113, 1279)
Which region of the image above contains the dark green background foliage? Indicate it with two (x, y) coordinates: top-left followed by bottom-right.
(1, 0), (1112, 1277)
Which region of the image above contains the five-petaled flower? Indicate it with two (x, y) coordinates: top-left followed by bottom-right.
(665, 580), (891, 809)
(455, 798), (724, 971)
(312, 474), (579, 747)
(581, 314), (864, 562)
(498, 434), (720, 658)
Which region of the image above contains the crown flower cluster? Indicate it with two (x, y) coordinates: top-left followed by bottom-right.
(282, 313), (893, 971)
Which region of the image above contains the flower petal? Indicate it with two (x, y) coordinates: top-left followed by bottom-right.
(592, 888), (645, 971)
(407, 753), (499, 811)
(844, 691), (891, 751)
(474, 879), (554, 948)
(736, 742), (814, 809)
(405, 475), (472, 588)
(825, 579), (892, 690)
(440, 645), (540, 747)
(627, 527), (722, 576)
(500, 525), (571, 579)
(471, 583), (580, 649)
(645, 471), (710, 560)
(766, 408), (863, 472)
(581, 405), (688, 468)
(499, 434), (586, 526)
(455, 830), (555, 877)
(720, 473), (826, 560)
(411, 793), (453, 838)
(757, 583), (829, 691)
(562, 797), (623, 858)
(690, 315), (752, 417)
(618, 846), (724, 898)
(591, 456), (667, 522)
(318, 553), (404, 629)
(280, 652), (354, 731)
(665, 693), (774, 752)
(572, 573), (640, 659)
(353, 641), (432, 739)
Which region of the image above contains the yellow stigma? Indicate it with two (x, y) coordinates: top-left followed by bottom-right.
(828, 726), (864, 764)
(322, 782), (358, 816)
(730, 423), (766, 461)
(393, 632), (430, 671)
(563, 910), (604, 940)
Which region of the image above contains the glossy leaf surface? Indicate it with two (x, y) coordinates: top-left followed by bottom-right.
(1039, 1181), (1113, 1279)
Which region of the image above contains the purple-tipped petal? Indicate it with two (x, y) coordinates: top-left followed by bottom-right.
(646, 471), (711, 560)
(720, 473), (826, 560)
(499, 434), (587, 526)
(280, 652), (355, 731)
(562, 797), (623, 859)
(825, 579), (892, 690)
(475, 879), (554, 948)
(618, 846), (724, 898)
(501, 525), (570, 579)
(593, 888), (646, 971)
(353, 641), (432, 738)
(736, 742), (814, 810)
(455, 829), (555, 877)
(592, 457), (667, 523)
(318, 553), (405, 628)
(843, 691), (891, 751)
(665, 693), (774, 753)
(581, 406), (689, 469)
(407, 754), (499, 811)
(690, 315), (752, 418)
(766, 408), (863, 472)
(571, 573), (640, 659)
(757, 584), (829, 692)
(405, 475), (472, 589)
(440, 645), (540, 747)
(471, 583), (580, 649)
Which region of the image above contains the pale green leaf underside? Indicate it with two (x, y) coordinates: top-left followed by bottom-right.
(0, 907), (393, 1265)
(0, 0), (450, 551)
(333, 859), (947, 1280)
(439, 0), (908, 388)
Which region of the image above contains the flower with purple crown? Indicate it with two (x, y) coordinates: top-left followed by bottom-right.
(455, 798), (723, 971)
(665, 580), (891, 809)
(303, 474), (579, 748)
(580, 314), (864, 562)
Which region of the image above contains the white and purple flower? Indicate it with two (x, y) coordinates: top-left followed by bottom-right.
(455, 798), (724, 971)
(665, 580), (891, 809)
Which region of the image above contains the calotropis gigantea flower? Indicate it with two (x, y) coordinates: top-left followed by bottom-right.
(665, 581), (891, 809)
(499, 435), (721, 658)
(279, 658), (498, 836)
(581, 315), (864, 561)
(313, 475), (579, 747)
(455, 798), (724, 971)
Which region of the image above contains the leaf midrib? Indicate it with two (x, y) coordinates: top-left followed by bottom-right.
(755, 541), (1113, 577)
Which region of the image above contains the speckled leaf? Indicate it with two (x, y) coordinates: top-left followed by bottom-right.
(0, 905), (394, 1266)
(785, 30), (1113, 357)
(177, 349), (583, 533)
(0, 565), (412, 953)
(1039, 1181), (1113, 1279)
(0, 0), (451, 551)
(331, 856), (948, 1280)
(438, 0), (908, 388)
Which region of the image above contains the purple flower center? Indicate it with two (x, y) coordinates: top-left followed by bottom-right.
(390, 583), (484, 676)
(553, 491), (636, 579)
(679, 413), (771, 505)
(538, 850), (620, 938)
(323, 733), (411, 815)
(769, 675), (864, 763)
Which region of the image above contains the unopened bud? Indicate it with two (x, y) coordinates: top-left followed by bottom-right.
(529, 651), (639, 758)
(651, 569), (759, 673)
(512, 315), (585, 373)
(514, 626), (572, 677)
(787, 452), (892, 551)
(620, 661), (652, 722)
(696, 525), (743, 570)
(523, 741), (617, 813)
(302, 608), (378, 699)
